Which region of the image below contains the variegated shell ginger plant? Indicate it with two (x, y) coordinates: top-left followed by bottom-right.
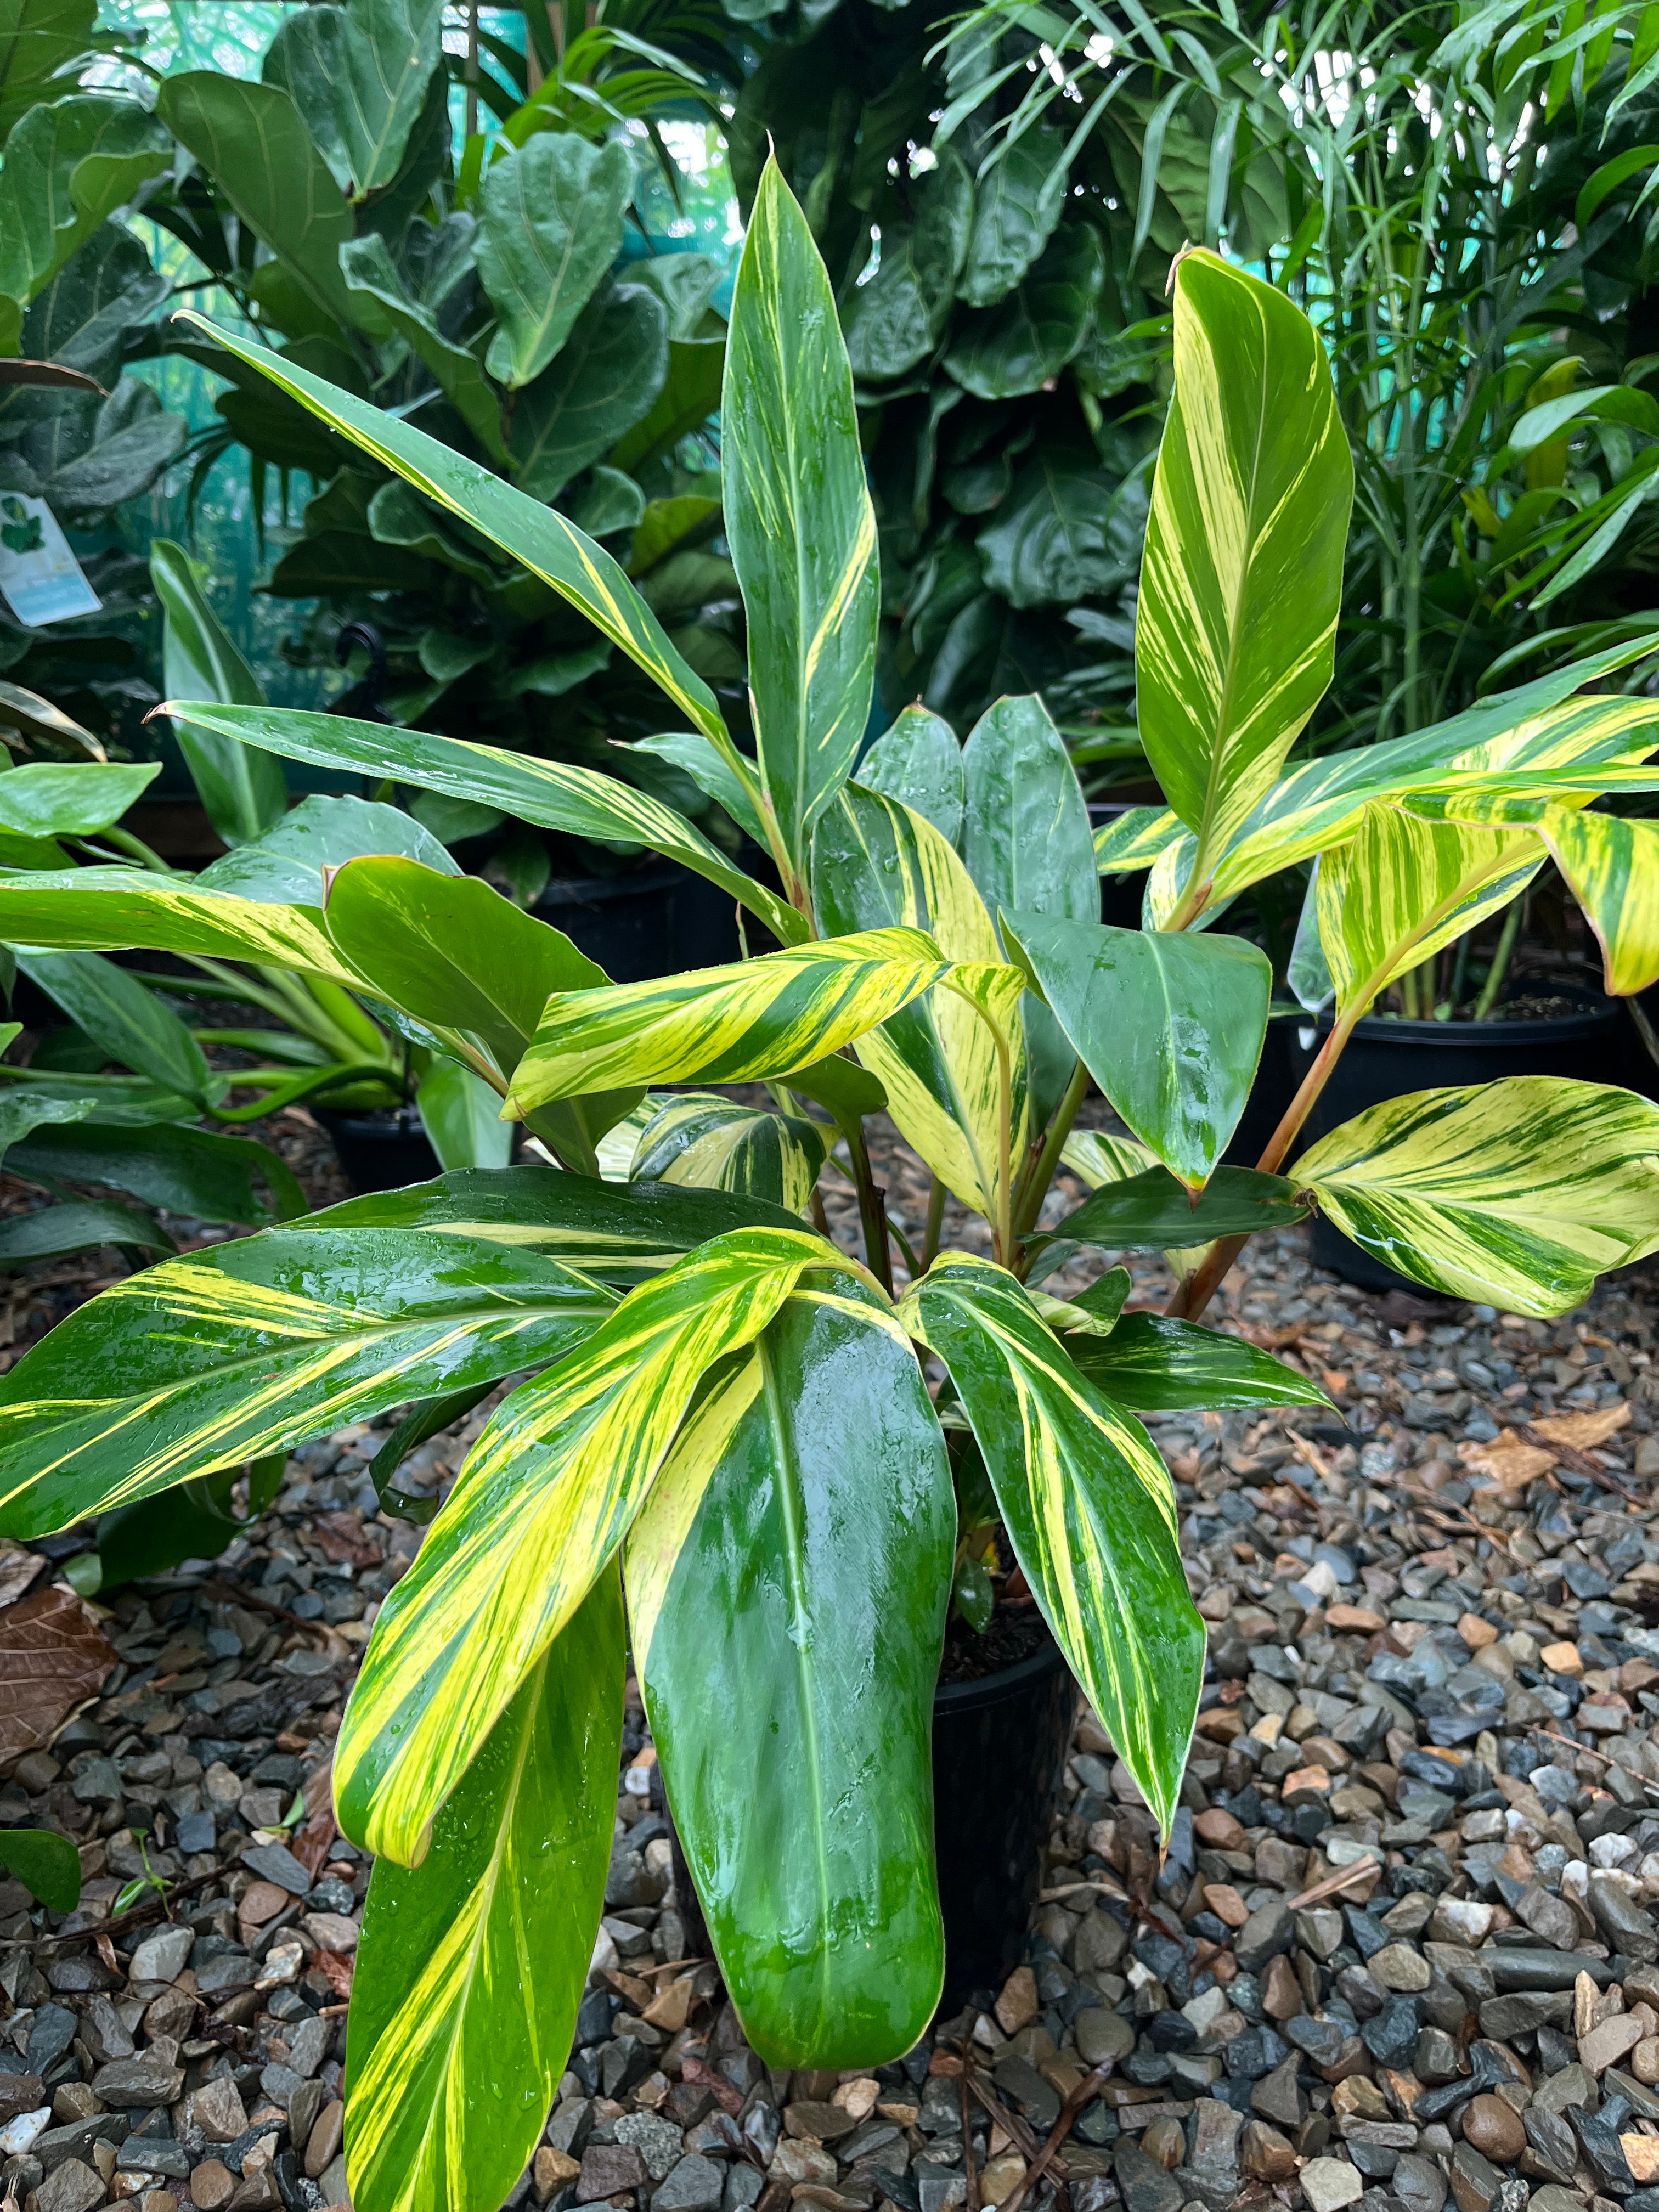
(1, 167), (1658, 2212)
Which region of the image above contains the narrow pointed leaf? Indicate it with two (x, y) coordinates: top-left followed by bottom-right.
(1004, 913), (1269, 1188)
(172, 312), (733, 758)
(345, 1566), (622, 2212)
(1137, 249), (1352, 878)
(415, 1062), (513, 1173)
(19, 951), (211, 1107)
(628, 1271), (951, 2065)
(7, 1120), (304, 1227)
(1295, 1078), (1659, 1316)
(1041, 1165), (1306, 1251)
(0, 1201), (170, 1267)
(855, 707), (964, 847)
(507, 930), (953, 1120)
(960, 695), (1097, 1119)
(898, 1254), (1202, 1833)
(335, 1227), (834, 1865)
(724, 159), (879, 872)
(811, 789), (1029, 1216)
(0, 1232), (618, 1538)
(1063, 1312), (1333, 1412)
(149, 539), (285, 849)
(1094, 807), (1182, 874)
(152, 702), (804, 947)
(629, 1093), (830, 1212)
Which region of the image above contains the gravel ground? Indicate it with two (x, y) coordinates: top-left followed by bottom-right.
(4, 1121), (1659, 2212)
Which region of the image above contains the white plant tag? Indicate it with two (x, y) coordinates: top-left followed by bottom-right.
(0, 494), (100, 625)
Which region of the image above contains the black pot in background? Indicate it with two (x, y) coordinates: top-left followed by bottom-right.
(932, 1627), (1075, 2016)
(537, 862), (745, 984)
(1293, 992), (1622, 1293)
(315, 1106), (440, 1195)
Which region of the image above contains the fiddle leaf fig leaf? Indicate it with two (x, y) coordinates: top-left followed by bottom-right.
(725, 157), (879, 877)
(341, 234), (507, 462)
(627, 1268), (952, 2064)
(1137, 249), (1351, 892)
(0, 97), (170, 311)
(262, 0), (442, 200)
(898, 1254), (1203, 1836)
(957, 128), (1068, 307)
(1295, 1078), (1659, 1316)
(475, 136), (634, 389)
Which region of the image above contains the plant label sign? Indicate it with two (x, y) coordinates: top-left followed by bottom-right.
(0, 495), (99, 626)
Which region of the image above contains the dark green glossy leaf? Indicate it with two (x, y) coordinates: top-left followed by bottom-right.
(0, 1087), (96, 1159)
(510, 285), (668, 501)
(341, 235), (506, 462)
(944, 223), (1104, 401)
(262, 0), (442, 199)
(977, 450), (1148, 610)
(1042, 1164), (1307, 1251)
(0, 1230), (620, 1537)
(366, 1384), (490, 1525)
(0, 1826), (80, 1911)
(724, 159), (879, 875)
(854, 707), (963, 847)
(19, 952), (211, 1108)
(0, 1200), (170, 1268)
(7, 1120), (306, 1227)
(628, 1269), (951, 2064)
(843, 150), (973, 382)
(957, 128), (1067, 307)
(960, 697), (1096, 1124)
(610, 336), (724, 475)
(0, 97), (169, 312)
(785, 1052), (888, 1125)
(1063, 1312), (1333, 1412)
(90, 1458), (276, 1590)
(415, 1061), (514, 1173)
(474, 134), (634, 388)
(898, 1254), (1201, 1834)
(0, 0), (97, 148)
(1003, 913), (1271, 1188)
(345, 1566), (622, 2212)
(150, 540), (287, 849)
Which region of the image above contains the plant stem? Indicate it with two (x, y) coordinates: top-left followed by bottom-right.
(1167, 1008), (1361, 1325)
(1012, 1056), (1090, 1241)
(921, 1177), (946, 1272)
(1473, 899), (1522, 1020)
(991, 1028), (1013, 1268)
(83, 826), (173, 874)
(844, 1121), (894, 1297)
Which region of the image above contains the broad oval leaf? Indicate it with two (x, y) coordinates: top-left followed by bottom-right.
(0, 762), (157, 838)
(1294, 1078), (1659, 1316)
(19, 950), (211, 1109)
(957, 128), (1067, 307)
(345, 1566), (622, 2212)
(628, 1270), (951, 2065)
(1137, 249), (1352, 888)
(507, 929), (955, 1120)
(944, 222), (1103, 401)
(898, 1254), (1202, 1833)
(195, 793), (458, 906)
(267, 0), (442, 201)
(1536, 803), (1659, 996)
(630, 1092), (830, 1212)
(724, 159), (878, 876)
(1042, 1164), (1307, 1252)
(1004, 913), (1270, 1188)
(811, 792), (1030, 1217)
(475, 136), (634, 389)
(509, 284), (668, 501)
(335, 1226), (836, 1865)
(0, 1231), (618, 1538)
(854, 706), (964, 847)
(1063, 1311), (1333, 1412)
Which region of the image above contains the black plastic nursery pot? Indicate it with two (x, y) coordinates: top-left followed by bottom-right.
(932, 1624), (1076, 2016)
(1293, 992), (1622, 1293)
(315, 1105), (441, 1195)
(537, 861), (745, 984)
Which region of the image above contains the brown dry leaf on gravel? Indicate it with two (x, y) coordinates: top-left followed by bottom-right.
(0, 1581), (116, 1756)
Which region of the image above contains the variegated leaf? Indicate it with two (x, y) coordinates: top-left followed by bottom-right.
(1093, 806), (1182, 875)
(627, 1267), (951, 2066)
(724, 159), (879, 875)
(506, 929), (957, 1124)
(1063, 1313), (1333, 1413)
(630, 1092), (831, 1212)
(1536, 804), (1659, 996)
(1137, 249), (1352, 894)
(898, 1254), (1203, 1833)
(334, 1227), (837, 1866)
(345, 1566), (623, 2212)
(811, 789), (1030, 1217)
(0, 868), (365, 988)
(0, 1231), (618, 1538)
(1314, 805), (1544, 1019)
(1294, 1079), (1659, 1314)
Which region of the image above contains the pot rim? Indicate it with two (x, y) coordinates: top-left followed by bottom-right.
(935, 1623), (1069, 1712)
(1312, 994), (1618, 1047)
(537, 861), (687, 909)
(313, 1105), (426, 1136)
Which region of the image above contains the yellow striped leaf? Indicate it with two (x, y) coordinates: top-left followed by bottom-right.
(1536, 804), (1659, 995)
(724, 159), (879, 874)
(506, 929), (954, 1122)
(334, 1226), (836, 1866)
(1062, 1130), (1157, 1184)
(0, 1230), (617, 1539)
(0, 869), (364, 988)
(812, 789), (1030, 1216)
(629, 1092), (831, 1212)
(626, 1268), (951, 2065)
(1314, 805), (1544, 1019)
(345, 1566), (623, 2212)
(173, 310), (735, 758)
(1137, 249), (1352, 888)
(897, 1254), (1203, 1833)
(1294, 1078), (1659, 1314)
(1093, 807), (1181, 874)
